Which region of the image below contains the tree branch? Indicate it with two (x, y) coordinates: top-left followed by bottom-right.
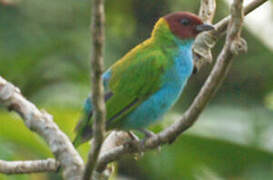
(83, 0), (106, 179)
(0, 159), (59, 174)
(0, 76), (84, 179)
(92, 131), (133, 179)
(193, 0), (267, 70)
(95, 0), (249, 172)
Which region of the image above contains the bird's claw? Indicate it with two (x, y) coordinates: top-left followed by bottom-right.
(138, 129), (161, 153)
(124, 129), (161, 158)
(125, 131), (144, 157)
(139, 128), (156, 138)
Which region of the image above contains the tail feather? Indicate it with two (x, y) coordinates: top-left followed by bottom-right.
(73, 92), (112, 147)
(73, 97), (93, 147)
(73, 124), (93, 147)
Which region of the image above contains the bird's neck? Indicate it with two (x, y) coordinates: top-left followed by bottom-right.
(151, 18), (194, 49)
(151, 18), (194, 77)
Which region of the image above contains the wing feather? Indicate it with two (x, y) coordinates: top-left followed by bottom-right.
(104, 49), (168, 128)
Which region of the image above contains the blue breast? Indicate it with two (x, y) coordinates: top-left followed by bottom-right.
(121, 40), (194, 129)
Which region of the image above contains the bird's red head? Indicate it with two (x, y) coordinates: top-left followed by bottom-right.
(164, 12), (214, 39)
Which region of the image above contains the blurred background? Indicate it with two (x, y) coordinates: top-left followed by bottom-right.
(0, 0), (273, 179)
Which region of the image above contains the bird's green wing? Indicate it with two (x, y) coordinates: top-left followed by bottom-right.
(102, 48), (169, 129)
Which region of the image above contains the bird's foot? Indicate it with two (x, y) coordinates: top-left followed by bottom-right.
(124, 129), (161, 158)
(139, 128), (156, 138)
(138, 129), (161, 153)
(125, 131), (144, 158)
(127, 131), (140, 142)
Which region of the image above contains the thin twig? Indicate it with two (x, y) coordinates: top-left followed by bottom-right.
(0, 159), (59, 174)
(83, 0), (106, 179)
(0, 76), (84, 179)
(95, 0), (249, 172)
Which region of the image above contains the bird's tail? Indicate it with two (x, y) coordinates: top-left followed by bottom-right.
(73, 97), (94, 147)
(73, 120), (93, 148)
(73, 132), (84, 148)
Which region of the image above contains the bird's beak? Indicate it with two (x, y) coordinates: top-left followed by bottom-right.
(195, 24), (215, 32)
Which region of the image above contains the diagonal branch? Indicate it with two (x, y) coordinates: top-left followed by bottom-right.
(0, 76), (84, 180)
(0, 159), (59, 174)
(95, 0), (250, 172)
(83, 0), (106, 179)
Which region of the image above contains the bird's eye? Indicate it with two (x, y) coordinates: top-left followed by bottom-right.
(180, 18), (191, 26)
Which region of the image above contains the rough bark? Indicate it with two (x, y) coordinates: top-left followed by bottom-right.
(0, 77), (84, 179)
(83, 0), (106, 179)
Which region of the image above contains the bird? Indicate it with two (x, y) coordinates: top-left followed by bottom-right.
(73, 12), (214, 147)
